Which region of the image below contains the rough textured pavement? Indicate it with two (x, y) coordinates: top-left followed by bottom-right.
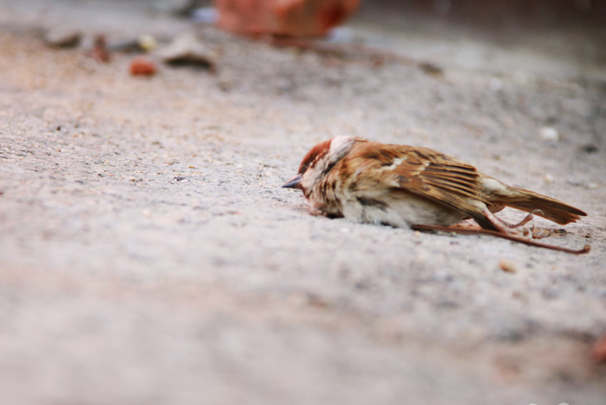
(0, 1), (605, 404)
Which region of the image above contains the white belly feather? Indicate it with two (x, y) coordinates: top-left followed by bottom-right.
(340, 192), (468, 228)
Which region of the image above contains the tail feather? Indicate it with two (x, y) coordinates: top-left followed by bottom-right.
(499, 187), (586, 225)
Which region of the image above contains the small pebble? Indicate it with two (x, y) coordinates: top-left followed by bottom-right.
(129, 56), (157, 76)
(499, 259), (517, 273)
(156, 33), (217, 71)
(44, 28), (81, 48)
(489, 78), (503, 91)
(91, 35), (111, 62)
(420, 63), (444, 77)
(592, 336), (606, 362)
(111, 35), (157, 53)
(540, 127), (559, 141)
(582, 144), (599, 154)
(544, 173), (554, 183)
(138, 35), (157, 52)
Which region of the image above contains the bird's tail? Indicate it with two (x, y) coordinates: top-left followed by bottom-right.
(499, 187), (587, 225)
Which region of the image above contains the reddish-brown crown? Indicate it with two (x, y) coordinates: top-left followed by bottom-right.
(298, 139), (331, 174)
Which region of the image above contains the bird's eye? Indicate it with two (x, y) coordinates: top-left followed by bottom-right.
(298, 157), (315, 174)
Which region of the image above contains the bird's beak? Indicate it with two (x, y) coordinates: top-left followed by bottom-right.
(282, 173), (303, 189)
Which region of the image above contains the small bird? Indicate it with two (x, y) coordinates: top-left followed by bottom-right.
(283, 136), (589, 254)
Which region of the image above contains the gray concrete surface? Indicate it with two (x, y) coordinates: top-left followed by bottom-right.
(0, 1), (605, 404)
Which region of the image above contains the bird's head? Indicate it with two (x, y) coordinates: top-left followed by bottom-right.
(282, 136), (358, 195)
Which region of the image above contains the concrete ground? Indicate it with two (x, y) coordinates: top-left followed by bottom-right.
(0, 1), (605, 404)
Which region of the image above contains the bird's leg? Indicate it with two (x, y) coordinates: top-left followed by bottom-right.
(530, 227), (554, 239)
(410, 224), (590, 255)
(521, 221), (553, 239)
(492, 209), (543, 229)
(482, 208), (529, 237)
(510, 210), (544, 228)
(484, 209), (552, 239)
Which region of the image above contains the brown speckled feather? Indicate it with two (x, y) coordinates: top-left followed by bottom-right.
(337, 141), (499, 230)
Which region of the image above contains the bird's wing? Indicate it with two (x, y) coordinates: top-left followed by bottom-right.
(344, 142), (498, 230)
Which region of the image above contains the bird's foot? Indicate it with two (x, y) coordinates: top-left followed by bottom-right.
(509, 210), (544, 229)
(484, 209), (552, 239)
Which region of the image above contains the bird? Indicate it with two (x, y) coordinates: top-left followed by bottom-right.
(282, 136), (589, 254)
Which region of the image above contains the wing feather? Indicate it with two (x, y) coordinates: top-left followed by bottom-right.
(344, 142), (497, 230)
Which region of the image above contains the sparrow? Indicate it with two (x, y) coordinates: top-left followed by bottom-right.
(283, 136), (590, 254)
